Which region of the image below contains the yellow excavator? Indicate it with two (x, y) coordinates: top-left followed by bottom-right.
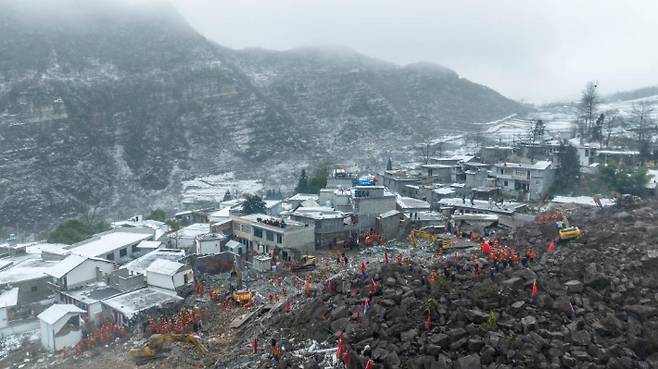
(291, 255), (317, 272)
(557, 211), (582, 241)
(231, 289), (254, 304)
(410, 229), (446, 249)
(128, 333), (208, 362)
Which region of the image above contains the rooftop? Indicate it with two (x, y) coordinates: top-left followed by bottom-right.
(38, 304), (85, 325)
(68, 230), (153, 258)
(287, 193), (319, 202)
(46, 254), (101, 279)
(122, 248), (186, 276)
(495, 161), (552, 170)
(438, 197), (526, 215)
(136, 240), (163, 249)
(551, 196), (616, 207)
(421, 163), (454, 169)
(396, 196), (431, 210)
(0, 256), (58, 284)
(429, 155), (476, 163)
(146, 259), (186, 276)
(433, 188), (456, 195)
(62, 282), (122, 305)
(178, 223), (211, 239)
(596, 150), (640, 156)
(102, 287), (182, 318)
(378, 210), (401, 219)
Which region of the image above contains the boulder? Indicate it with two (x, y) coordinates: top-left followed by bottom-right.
(521, 315), (538, 332)
(564, 280), (584, 293)
(624, 305), (657, 321)
(454, 354), (481, 369)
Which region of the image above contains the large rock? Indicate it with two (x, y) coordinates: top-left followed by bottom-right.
(502, 277), (524, 290)
(521, 315), (538, 332)
(454, 354), (481, 369)
(624, 305), (657, 321)
(464, 309), (489, 323)
(383, 352), (401, 368)
(571, 330), (591, 346)
(564, 280), (584, 293)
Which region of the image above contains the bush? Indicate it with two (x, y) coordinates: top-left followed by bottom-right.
(48, 219), (110, 245)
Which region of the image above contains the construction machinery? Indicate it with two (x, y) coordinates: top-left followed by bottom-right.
(128, 333), (207, 363)
(290, 255), (317, 272)
(410, 229), (438, 248)
(556, 211), (582, 241)
(612, 192), (641, 208)
(361, 231), (384, 247)
(231, 289), (254, 304)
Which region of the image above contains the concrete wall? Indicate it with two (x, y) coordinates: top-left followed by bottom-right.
(6, 277), (51, 304)
(377, 214), (400, 241)
(64, 260), (114, 290)
(108, 269), (145, 292)
(353, 196), (397, 231)
(0, 307), (8, 328)
(196, 239), (221, 255)
(146, 272), (174, 291)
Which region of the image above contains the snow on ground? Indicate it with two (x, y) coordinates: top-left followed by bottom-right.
(0, 330), (39, 359)
(181, 172), (264, 205)
(551, 195), (616, 207)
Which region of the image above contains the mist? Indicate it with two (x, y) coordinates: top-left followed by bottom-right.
(167, 0), (658, 103)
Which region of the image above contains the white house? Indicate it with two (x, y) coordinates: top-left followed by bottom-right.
(171, 223), (210, 250)
(58, 283), (123, 322)
(195, 233), (227, 255)
(38, 304), (85, 352)
(66, 229), (154, 263)
(102, 287), (183, 326)
(0, 287), (19, 328)
(145, 259), (194, 293)
(47, 254), (115, 291)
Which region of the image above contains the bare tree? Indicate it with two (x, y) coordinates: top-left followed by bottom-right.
(577, 81), (600, 143)
(628, 100), (657, 160)
(603, 111), (621, 148)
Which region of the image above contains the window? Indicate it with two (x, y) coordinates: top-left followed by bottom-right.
(254, 227), (263, 238)
(504, 181), (508, 186)
(233, 223), (241, 231)
(276, 233), (283, 244)
(184, 273), (189, 284)
(119, 248), (127, 257)
(266, 231), (274, 241)
(132, 244), (139, 253)
(106, 253), (115, 261)
(31, 286), (38, 292)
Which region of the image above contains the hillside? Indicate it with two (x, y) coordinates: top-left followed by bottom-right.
(0, 0), (528, 231)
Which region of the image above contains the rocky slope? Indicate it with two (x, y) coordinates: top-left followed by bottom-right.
(0, 0), (528, 231)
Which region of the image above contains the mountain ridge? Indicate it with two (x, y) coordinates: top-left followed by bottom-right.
(0, 0), (528, 233)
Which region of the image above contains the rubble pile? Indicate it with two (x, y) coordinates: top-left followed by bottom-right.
(243, 202), (658, 369)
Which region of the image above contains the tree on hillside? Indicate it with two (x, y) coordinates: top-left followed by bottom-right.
(222, 190), (233, 202)
(597, 163), (649, 195)
(386, 157), (393, 171)
(294, 169), (309, 194)
(549, 142), (580, 195)
(603, 112), (621, 148)
(308, 163), (330, 194)
(577, 81), (600, 142)
(146, 209), (167, 222)
(48, 219), (110, 245)
(242, 194), (267, 215)
(591, 113), (605, 144)
(628, 100), (656, 161)
(529, 119), (545, 145)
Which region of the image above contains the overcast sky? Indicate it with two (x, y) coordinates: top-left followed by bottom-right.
(169, 0), (658, 103)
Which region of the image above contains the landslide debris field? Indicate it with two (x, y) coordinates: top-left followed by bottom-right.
(5, 202), (658, 369)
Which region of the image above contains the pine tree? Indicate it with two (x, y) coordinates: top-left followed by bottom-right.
(386, 157), (393, 170)
(242, 194), (267, 215)
(222, 190), (232, 202)
(295, 169), (309, 193)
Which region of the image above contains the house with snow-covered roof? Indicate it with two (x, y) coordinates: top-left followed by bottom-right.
(38, 304), (85, 352)
(492, 161), (555, 201)
(66, 228), (154, 263)
(145, 259), (193, 294)
(46, 254), (114, 291)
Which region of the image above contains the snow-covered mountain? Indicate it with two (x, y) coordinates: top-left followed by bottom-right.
(0, 0), (527, 231)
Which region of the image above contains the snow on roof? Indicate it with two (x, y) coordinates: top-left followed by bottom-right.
(288, 193), (319, 202)
(209, 207), (231, 219)
(136, 240), (162, 249)
(23, 242), (69, 256)
(0, 256), (58, 284)
(438, 198), (526, 214)
(62, 282), (122, 304)
(292, 208), (345, 220)
(0, 287), (19, 307)
(178, 223), (211, 239)
(421, 164), (454, 169)
(300, 199), (320, 208)
(396, 196), (431, 210)
(0, 260), (14, 271)
(551, 196), (616, 207)
(146, 259), (186, 276)
(596, 150), (639, 156)
(429, 155), (475, 162)
(433, 188), (456, 195)
(378, 210), (401, 219)
(68, 231), (153, 258)
(37, 304), (85, 325)
(122, 249), (186, 276)
(495, 161), (552, 170)
(46, 254), (88, 279)
(102, 288), (182, 318)
(225, 240), (242, 250)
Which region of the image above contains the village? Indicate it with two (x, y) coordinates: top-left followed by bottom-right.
(0, 132), (657, 369)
